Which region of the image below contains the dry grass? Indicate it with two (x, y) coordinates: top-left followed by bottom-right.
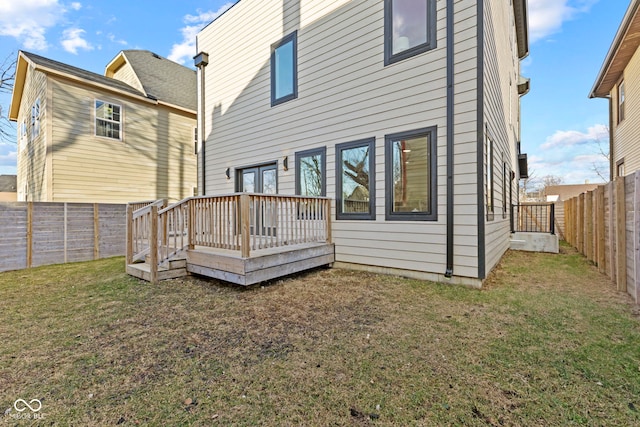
(1, 244), (639, 425)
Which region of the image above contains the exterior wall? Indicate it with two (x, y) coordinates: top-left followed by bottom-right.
(16, 67), (48, 201)
(482, 0), (521, 274)
(613, 46), (640, 174)
(198, 0), (487, 280)
(452, 0), (480, 278)
(109, 61), (145, 94)
(48, 76), (196, 203)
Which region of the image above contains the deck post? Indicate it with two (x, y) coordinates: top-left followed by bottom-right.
(325, 199), (332, 243)
(150, 205), (159, 284)
(240, 194), (251, 258)
(126, 205), (133, 264)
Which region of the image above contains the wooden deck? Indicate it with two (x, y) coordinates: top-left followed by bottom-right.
(128, 242), (334, 286)
(126, 194), (333, 285)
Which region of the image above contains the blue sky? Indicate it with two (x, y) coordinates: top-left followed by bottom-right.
(0, 0), (631, 187)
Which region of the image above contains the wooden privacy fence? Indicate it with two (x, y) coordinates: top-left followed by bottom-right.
(564, 172), (640, 303)
(0, 202), (126, 273)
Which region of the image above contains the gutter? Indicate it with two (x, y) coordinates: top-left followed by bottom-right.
(476, 0), (486, 280)
(445, 0), (454, 278)
(590, 0), (640, 98)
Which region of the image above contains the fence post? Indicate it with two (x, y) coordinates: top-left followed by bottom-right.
(93, 203), (100, 260)
(126, 205), (133, 265)
(634, 171), (640, 303)
(240, 194), (251, 258)
(150, 205), (159, 284)
(586, 191), (594, 261)
(26, 202), (33, 268)
(550, 203), (555, 235)
(596, 186), (606, 273)
(615, 178), (626, 292)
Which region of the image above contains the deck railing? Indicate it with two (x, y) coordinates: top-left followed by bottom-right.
(127, 193), (332, 283)
(510, 203), (555, 234)
(126, 199), (167, 265)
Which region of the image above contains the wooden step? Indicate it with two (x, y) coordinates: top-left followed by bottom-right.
(126, 263), (187, 282)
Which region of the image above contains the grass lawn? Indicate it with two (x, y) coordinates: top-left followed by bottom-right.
(1, 244), (639, 426)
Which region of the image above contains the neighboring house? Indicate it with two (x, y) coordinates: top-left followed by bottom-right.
(0, 175), (17, 202)
(590, 0), (640, 179)
(193, 0), (530, 286)
(8, 50), (197, 203)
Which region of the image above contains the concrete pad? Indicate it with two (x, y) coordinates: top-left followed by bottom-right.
(510, 232), (559, 253)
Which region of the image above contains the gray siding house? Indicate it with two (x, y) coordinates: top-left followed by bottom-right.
(193, 0), (529, 286)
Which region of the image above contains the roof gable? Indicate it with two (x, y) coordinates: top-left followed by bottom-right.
(9, 51), (146, 121)
(106, 50), (197, 111)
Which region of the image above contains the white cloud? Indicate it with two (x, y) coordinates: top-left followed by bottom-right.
(540, 124), (608, 150)
(0, 0), (66, 50)
(528, 0), (598, 43)
(168, 2), (235, 65)
(61, 27), (93, 54)
(108, 33), (127, 46)
(70, 2), (81, 10)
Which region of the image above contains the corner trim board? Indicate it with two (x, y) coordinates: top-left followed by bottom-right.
(476, 0), (486, 280)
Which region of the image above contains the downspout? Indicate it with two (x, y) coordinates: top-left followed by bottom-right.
(194, 51), (209, 195)
(476, 0), (486, 280)
(445, 0), (455, 278)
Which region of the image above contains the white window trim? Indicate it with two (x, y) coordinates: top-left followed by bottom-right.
(94, 99), (123, 140)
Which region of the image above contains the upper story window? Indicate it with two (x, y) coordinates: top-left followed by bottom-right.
(618, 80), (625, 123)
(486, 134), (494, 221)
(271, 31), (298, 106)
(384, 0), (436, 65)
(385, 127), (437, 221)
(31, 98), (41, 140)
(20, 120), (27, 151)
(296, 147), (326, 197)
(336, 138), (375, 220)
(95, 100), (122, 140)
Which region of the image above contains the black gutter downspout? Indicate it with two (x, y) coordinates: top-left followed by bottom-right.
(476, 0), (486, 280)
(194, 50), (209, 196)
(445, 0), (455, 278)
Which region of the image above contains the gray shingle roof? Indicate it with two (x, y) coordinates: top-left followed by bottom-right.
(119, 50), (197, 111)
(0, 175), (17, 192)
(21, 51), (144, 99)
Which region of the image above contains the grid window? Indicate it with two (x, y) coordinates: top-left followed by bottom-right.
(95, 100), (122, 140)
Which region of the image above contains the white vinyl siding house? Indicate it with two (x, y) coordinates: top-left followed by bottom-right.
(196, 0), (528, 286)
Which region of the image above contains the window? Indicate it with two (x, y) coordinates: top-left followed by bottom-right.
(502, 160), (508, 219)
(618, 80), (625, 123)
(617, 159), (625, 178)
(19, 120), (27, 151)
(486, 135), (494, 220)
(296, 147), (326, 197)
(95, 100), (122, 139)
(271, 31), (298, 106)
(31, 98), (40, 140)
(384, 0), (436, 65)
(385, 127), (437, 221)
(336, 138), (375, 220)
